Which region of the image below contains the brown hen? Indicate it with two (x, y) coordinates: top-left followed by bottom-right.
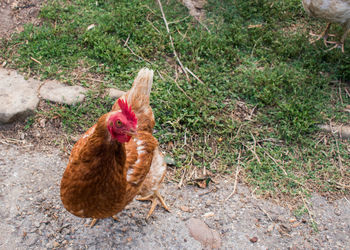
(60, 68), (169, 226)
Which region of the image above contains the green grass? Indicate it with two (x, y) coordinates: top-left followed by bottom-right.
(1, 0), (349, 202)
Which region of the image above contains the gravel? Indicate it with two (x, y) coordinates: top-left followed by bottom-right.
(0, 143), (349, 249)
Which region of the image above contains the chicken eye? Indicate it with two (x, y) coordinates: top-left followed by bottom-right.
(115, 120), (122, 127)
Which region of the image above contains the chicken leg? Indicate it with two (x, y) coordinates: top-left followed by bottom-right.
(325, 23), (350, 53)
(137, 190), (170, 219)
(310, 22), (334, 46)
(88, 215), (119, 228)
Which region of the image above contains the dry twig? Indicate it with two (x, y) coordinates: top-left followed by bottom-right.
(196, 19), (211, 33)
(251, 187), (273, 221)
(168, 15), (190, 25)
(339, 86), (343, 105)
(146, 14), (161, 34)
(232, 123), (243, 140)
(178, 168), (187, 189)
(123, 34), (130, 46)
(344, 87), (350, 98)
(243, 133), (261, 164)
(156, 0), (189, 80)
(158, 70), (194, 102)
(185, 67), (204, 84)
(257, 204), (273, 222)
(30, 56), (42, 65)
(301, 194), (317, 226)
(225, 151), (241, 201)
(123, 38), (153, 65)
(345, 197), (350, 206)
(263, 149), (287, 176)
(82, 78), (107, 83)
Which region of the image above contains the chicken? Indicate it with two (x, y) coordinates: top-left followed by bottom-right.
(60, 68), (169, 227)
(302, 0), (350, 52)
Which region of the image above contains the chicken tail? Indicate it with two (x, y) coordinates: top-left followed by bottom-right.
(126, 68), (154, 106)
(112, 68), (154, 112)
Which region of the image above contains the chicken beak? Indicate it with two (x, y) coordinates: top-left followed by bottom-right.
(126, 128), (137, 137)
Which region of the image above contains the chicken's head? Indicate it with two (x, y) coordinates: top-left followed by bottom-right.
(107, 99), (137, 143)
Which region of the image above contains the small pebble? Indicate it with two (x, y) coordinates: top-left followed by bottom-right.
(250, 236), (258, 243)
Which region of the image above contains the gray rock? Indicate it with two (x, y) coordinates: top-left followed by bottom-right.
(0, 68), (40, 124)
(40, 80), (87, 105)
(107, 88), (126, 99)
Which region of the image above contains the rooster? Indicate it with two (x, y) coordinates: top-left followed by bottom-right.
(302, 0), (350, 52)
(60, 68), (169, 227)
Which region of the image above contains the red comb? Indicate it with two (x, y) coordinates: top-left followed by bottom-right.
(117, 99), (137, 124)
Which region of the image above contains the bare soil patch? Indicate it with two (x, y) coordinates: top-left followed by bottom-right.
(1, 143), (349, 249)
(0, 0), (44, 39)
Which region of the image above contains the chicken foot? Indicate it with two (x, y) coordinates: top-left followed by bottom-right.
(325, 24), (350, 53)
(309, 22), (335, 46)
(137, 190), (170, 219)
(89, 215), (119, 228)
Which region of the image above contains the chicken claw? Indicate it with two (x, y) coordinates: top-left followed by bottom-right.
(89, 218), (98, 228)
(137, 190), (170, 219)
(325, 41), (345, 53)
(309, 23), (335, 46)
(88, 215), (119, 228)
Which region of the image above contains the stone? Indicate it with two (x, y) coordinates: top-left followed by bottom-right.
(40, 80), (87, 105)
(107, 88), (126, 99)
(0, 68), (40, 124)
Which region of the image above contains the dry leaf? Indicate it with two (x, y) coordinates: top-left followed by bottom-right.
(86, 24), (96, 31)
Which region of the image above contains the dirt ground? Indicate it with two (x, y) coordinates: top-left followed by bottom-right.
(0, 0), (44, 39)
(0, 142), (349, 249)
(1, 1), (350, 249)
